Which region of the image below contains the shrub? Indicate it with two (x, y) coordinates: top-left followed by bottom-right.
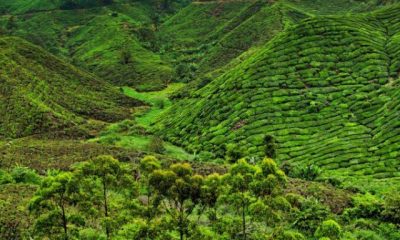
(10, 166), (40, 184)
(189, 226), (223, 240)
(314, 220), (342, 239)
(381, 192), (400, 224)
(293, 198), (330, 233)
(272, 229), (306, 240)
(0, 170), (14, 184)
(285, 193), (304, 210)
(79, 228), (107, 240)
(342, 230), (383, 240)
(264, 135), (277, 158)
(114, 220), (147, 240)
(225, 143), (244, 163)
(154, 98), (165, 109)
(343, 193), (384, 219)
(148, 136), (165, 154)
(291, 164), (322, 181)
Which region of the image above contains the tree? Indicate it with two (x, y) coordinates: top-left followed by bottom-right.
(29, 171), (82, 240)
(224, 159), (257, 240)
(264, 135), (277, 159)
(200, 173), (223, 223)
(120, 50), (132, 65)
(139, 155), (161, 237)
(75, 155), (135, 239)
(149, 163), (203, 240)
(251, 158), (287, 197)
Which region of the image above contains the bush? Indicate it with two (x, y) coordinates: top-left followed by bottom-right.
(314, 220), (342, 239)
(342, 230), (383, 240)
(381, 192), (400, 224)
(0, 170), (14, 184)
(10, 166), (41, 184)
(154, 99), (165, 109)
(224, 143), (244, 163)
(148, 136), (166, 154)
(79, 228), (107, 240)
(293, 198), (330, 233)
(114, 220), (147, 240)
(291, 164), (322, 181)
(343, 193), (384, 219)
(272, 229), (305, 240)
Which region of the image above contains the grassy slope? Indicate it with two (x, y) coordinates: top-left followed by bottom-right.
(0, 36), (140, 138)
(92, 83), (191, 160)
(159, 5), (400, 185)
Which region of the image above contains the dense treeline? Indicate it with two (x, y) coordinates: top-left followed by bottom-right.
(1, 156), (399, 239)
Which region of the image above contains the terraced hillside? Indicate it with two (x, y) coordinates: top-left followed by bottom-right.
(0, 36), (139, 138)
(158, 0), (400, 90)
(159, 5), (400, 181)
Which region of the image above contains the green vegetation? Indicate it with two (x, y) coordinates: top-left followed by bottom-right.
(1, 155), (399, 239)
(0, 36), (139, 138)
(0, 0), (399, 239)
(160, 3), (400, 191)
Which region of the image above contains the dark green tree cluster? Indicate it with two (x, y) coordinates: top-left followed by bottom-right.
(60, 0), (113, 10)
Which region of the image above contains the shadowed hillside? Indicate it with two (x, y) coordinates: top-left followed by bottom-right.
(0, 1), (175, 90)
(0, 36), (140, 138)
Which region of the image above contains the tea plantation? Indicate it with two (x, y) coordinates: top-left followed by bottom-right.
(1, 1), (400, 239)
(159, 4), (400, 185)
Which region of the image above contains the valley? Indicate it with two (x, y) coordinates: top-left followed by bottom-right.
(0, 0), (399, 239)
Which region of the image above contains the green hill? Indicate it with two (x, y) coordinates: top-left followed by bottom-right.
(0, 1), (174, 90)
(159, 5), (400, 182)
(0, 36), (140, 138)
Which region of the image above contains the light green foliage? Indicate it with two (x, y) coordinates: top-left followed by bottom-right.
(200, 173), (223, 222)
(140, 155), (162, 174)
(344, 193), (384, 219)
(290, 164), (323, 181)
(0, 170), (14, 185)
(149, 162), (203, 240)
(314, 219), (342, 239)
(273, 229), (306, 240)
(114, 219), (147, 240)
(10, 166), (41, 185)
(29, 171), (82, 239)
(79, 228), (107, 240)
(160, 4), (400, 190)
(74, 155), (137, 238)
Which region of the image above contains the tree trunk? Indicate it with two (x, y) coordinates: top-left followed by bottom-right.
(242, 195), (246, 240)
(179, 201), (184, 240)
(103, 178), (110, 239)
(60, 196), (68, 240)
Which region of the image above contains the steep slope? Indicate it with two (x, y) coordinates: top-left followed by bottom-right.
(0, 1), (174, 90)
(159, 5), (400, 180)
(158, 0), (399, 86)
(0, 36), (140, 138)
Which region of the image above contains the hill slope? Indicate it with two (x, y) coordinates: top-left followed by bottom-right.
(0, 36), (140, 138)
(0, 1), (174, 90)
(159, 5), (400, 181)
